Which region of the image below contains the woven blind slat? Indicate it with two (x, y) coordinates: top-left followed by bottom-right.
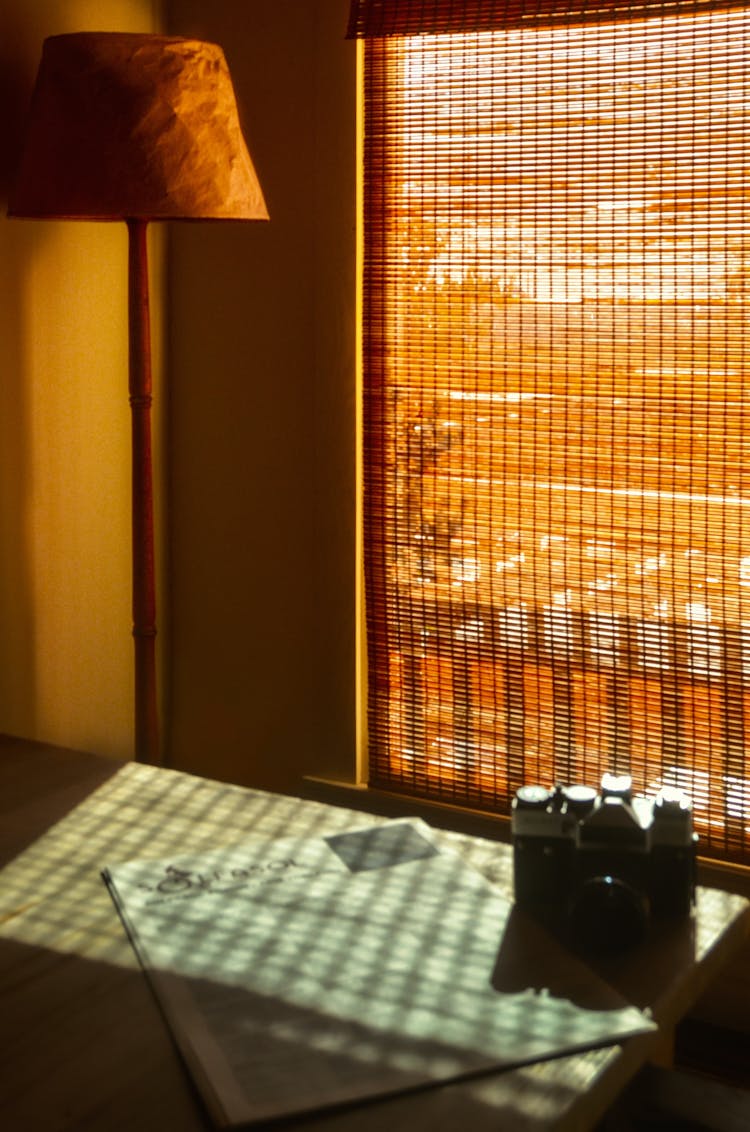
(361, 9), (750, 862)
(347, 0), (750, 36)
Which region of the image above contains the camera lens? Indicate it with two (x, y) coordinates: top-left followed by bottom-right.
(568, 875), (649, 955)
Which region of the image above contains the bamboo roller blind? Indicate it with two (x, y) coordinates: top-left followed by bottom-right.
(353, 1), (750, 861)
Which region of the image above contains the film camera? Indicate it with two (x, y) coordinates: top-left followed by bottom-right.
(511, 773), (697, 954)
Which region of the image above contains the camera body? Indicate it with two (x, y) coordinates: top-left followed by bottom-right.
(511, 774), (697, 954)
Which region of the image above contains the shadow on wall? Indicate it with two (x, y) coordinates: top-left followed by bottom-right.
(0, 10), (37, 734)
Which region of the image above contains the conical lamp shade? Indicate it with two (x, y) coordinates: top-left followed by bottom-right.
(8, 32), (268, 221)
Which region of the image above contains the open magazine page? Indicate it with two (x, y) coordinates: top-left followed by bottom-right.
(103, 819), (655, 1127)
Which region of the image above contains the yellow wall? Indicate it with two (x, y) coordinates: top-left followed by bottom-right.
(0, 0), (163, 760)
(0, 0), (357, 790)
(164, 0), (358, 791)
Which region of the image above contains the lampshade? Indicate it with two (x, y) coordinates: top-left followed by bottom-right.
(8, 32), (268, 221)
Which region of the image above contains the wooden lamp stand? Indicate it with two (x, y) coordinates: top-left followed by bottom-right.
(8, 33), (268, 764)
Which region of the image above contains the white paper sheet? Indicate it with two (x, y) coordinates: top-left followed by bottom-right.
(103, 819), (655, 1126)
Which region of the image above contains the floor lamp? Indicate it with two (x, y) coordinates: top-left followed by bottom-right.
(8, 33), (268, 765)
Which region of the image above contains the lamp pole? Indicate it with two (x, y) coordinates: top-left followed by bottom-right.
(127, 217), (159, 765)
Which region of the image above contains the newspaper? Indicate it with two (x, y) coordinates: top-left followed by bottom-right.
(102, 819), (655, 1127)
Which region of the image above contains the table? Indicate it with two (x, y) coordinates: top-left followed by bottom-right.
(1, 737), (748, 1132)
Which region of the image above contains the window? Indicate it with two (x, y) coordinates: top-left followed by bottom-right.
(351, 1), (750, 861)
